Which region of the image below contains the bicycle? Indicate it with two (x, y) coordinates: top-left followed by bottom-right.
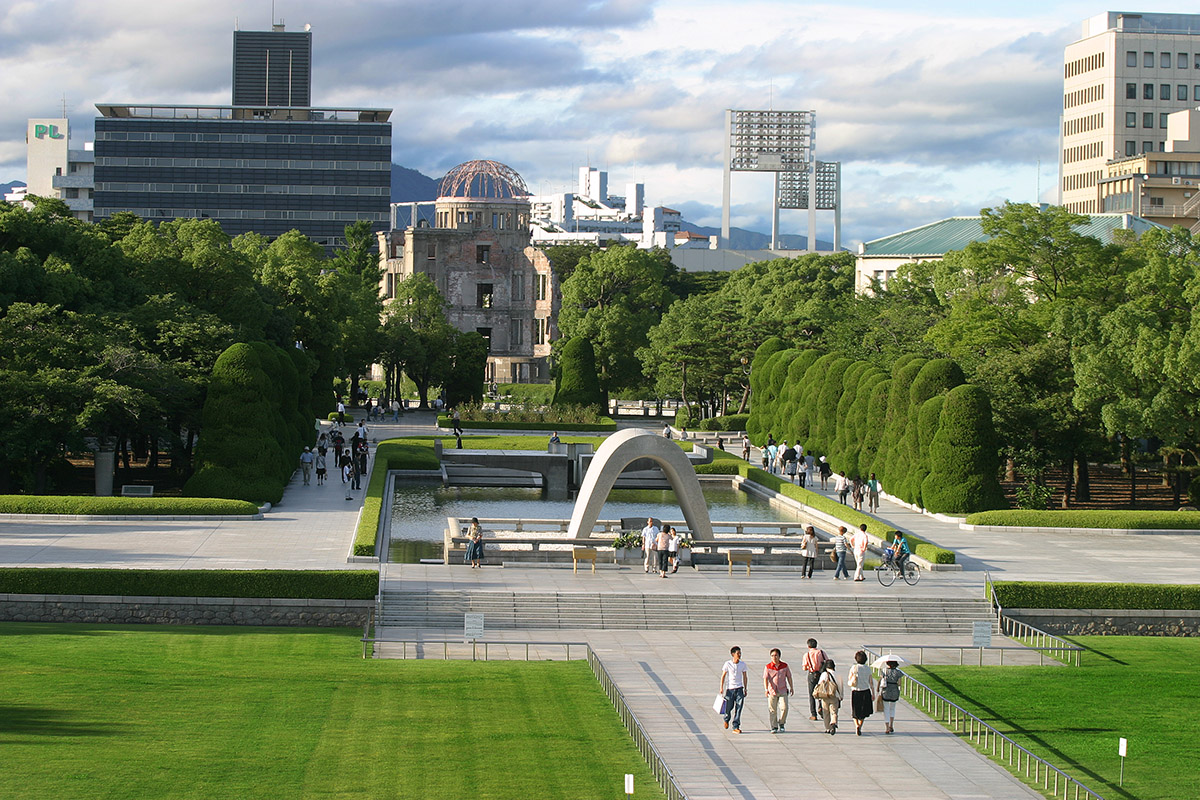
(876, 549), (921, 586)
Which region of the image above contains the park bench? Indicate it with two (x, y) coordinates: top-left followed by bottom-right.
(120, 485), (154, 497)
(727, 549), (753, 575)
(572, 547), (598, 574)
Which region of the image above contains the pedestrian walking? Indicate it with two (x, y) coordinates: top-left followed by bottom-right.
(668, 526), (681, 573)
(852, 523), (870, 581)
(850, 476), (864, 511)
(452, 408), (463, 435)
(662, 424), (672, 438)
(716, 435), (724, 451)
(847, 650), (875, 736)
(390, 398), (401, 422)
(784, 446), (799, 484)
(834, 471), (850, 504)
(800, 525), (818, 578)
(763, 648), (794, 734)
(879, 657), (904, 734)
(741, 435), (750, 462)
(299, 447), (314, 485)
(656, 525), (671, 577)
(818, 456), (832, 489)
(832, 526), (850, 580)
(314, 450), (327, 485)
(339, 448), (352, 483)
(760, 446), (769, 471)
(352, 421), (368, 449)
(336, 399), (346, 427)
(718, 646), (749, 733)
(797, 456), (809, 487)
(814, 658), (843, 734)
(802, 639), (828, 720)
(866, 473), (881, 513)
(642, 518), (659, 574)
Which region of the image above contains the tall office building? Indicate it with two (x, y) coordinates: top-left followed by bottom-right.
(22, 118), (94, 222)
(233, 25), (312, 107)
(1062, 11), (1200, 212)
(94, 24), (389, 247)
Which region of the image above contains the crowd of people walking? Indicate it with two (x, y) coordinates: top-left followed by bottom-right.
(718, 639), (905, 736)
(755, 434), (883, 514)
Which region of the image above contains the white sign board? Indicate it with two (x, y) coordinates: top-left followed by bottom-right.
(972, 620), (993, 648)
(464, 612), (484, 640)
(625, 774), (634, 795)
(1119, 737), (1127, 757)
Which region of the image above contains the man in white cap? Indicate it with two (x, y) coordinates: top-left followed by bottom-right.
(299, 447), (314, 485)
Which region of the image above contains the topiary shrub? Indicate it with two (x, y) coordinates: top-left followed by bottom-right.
(898, 359), (965, 503)
(698, 413), (750, 431)
(747, 337), (788, 441)
(920, 384), (1007, 514)
(877, 356), (927, 500)
(910, 395), (946, 508)
(552, 336), (604, 412)
(841, 368), (885, 478)
(780, 349), (820, 443)
(861, 377), (892, 478)
(675, 405), (700, 429)
(811, 356), (853, 456)
(793, 352), (835, 450)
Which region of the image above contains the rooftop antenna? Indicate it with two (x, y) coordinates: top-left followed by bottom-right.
(1036, 157), (1041, 203)
(769, 80), (774, 111)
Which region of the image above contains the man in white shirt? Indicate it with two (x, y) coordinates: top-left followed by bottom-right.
(718, 646), (749, 733)
(641, 518), (659, 574)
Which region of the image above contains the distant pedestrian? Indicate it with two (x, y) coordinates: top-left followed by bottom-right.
(299, 447), (314, 485)
(760, 447), (769, 471)
(800, 525), (818, 578)
(452, 408), (463, 435)
(336, 399), (346, 427)
(741, 435), (750, 462)
(797, 457), (809, 487)
(668, 527), (681, 573)
(314, 450), (327, 485)
(850, 477), (864, 511)
(866, 473), (881, 513)
(716, 435), (724, 451)
(642, 518), (659, 574)
(549, 431), (561, 444)
(656, 524), (671, 577)
(847, 650), (875, 736)
(356, 444), (368, 485)
(880, 658), (903, 734)
(818, 456), (832, 489)
(763, 648), (794, 734)
(802, 638), (828, 720)
(852, 523), (870, 582)
(390, 398), (401, 422)
(352, 421), (368, 448)
(834, 471), (850, 504)
(766, 443), (778, 474)
(832, 526), (850, 580)
(467, 517), (484, 568)
(815, 658), (842, 734)
(339, 448), (352, 483)
(718, 646), (748, 733)
(662, 424), (672, 439)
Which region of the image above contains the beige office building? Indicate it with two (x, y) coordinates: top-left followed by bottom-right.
(23, 118), (94, 222)
(1061, 12), (1200, 213)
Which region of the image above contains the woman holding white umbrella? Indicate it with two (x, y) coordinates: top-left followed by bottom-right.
(874, 654), (906, 734)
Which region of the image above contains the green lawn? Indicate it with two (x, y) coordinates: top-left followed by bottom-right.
(0, 625), (664, 800)
(908, 636), (1198, 800)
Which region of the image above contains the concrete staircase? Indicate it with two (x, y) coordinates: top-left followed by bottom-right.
(377, 591), (994, 634)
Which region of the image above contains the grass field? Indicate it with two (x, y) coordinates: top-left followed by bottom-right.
(0, 625), (664, 800)
(909, 636), (1197, 800)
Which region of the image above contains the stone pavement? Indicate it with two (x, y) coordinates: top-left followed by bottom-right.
(375, 627), (1044, 800)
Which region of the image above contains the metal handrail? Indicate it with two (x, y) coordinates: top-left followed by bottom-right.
(986, 573), (1082, 667)
(863, 647), (1104, 800)
(861, 642), (1079, 667)
(359, 636), (689, 799)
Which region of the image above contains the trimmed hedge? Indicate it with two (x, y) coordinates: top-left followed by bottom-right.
(675, 405), (700, 429)
(967, 510), (1200, 530)
(327, 411), (356, 422)
(352, 441), (442, 557)
(552, 336), (604, 411)
(436, 415), (617, 432)
(0, 568), (377, 599)
(0, 496), (259, 516)
(694, 461), (741, 475)
(708, 452), (955, 563)
(699, 414), (749, 432)
(991, 581), (1200, 610)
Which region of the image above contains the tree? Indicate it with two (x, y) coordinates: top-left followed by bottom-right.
(330, 221), (384, 403)
(921, 384), (1007, 513)
(383, 273), (455, 409)
(552, 336), (604, 412)
(443, 331), (487, 409)
(639, 294), (728, 413)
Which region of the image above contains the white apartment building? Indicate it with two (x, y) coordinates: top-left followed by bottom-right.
(1062, 12), (1200, 213)
(527, 167), (680, 248)
(23, 118), (94, 222)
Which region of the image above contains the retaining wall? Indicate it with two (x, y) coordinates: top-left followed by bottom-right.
(1008, 608), (1200, 636)
(0, 594), (374, 627)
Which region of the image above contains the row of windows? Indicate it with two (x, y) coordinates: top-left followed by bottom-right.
(1065, 52), (1104, 78)
(1064, 141), (1104, 164)
(94, 206), (388, 222)
(1125, 140), (1168, 156)
(1064, 112), (1104, 137)
(95, 182), (388, 196)
(1125, 82), (1200, 101)
(95, 156), (389, 171)
(1064, 83), (1104, 109)
(1062, 170), (1101, 192)
(96, 131), (389, 145)
(1126, 111), (1174, 129)
(1126, 50), (1200, 70)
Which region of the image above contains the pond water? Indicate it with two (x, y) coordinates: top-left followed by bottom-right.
(387, 482), (800, 563)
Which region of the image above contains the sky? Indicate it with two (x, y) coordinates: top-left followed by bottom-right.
(4, 0), (1200, 246)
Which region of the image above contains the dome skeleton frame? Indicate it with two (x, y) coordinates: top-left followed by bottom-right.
(439, 160), (530, 199)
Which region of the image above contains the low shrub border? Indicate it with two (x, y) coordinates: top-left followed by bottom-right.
(991, 581), (1200, 611)
(436, 415), (617, 432)
(966, 509), (1200, 530)
(710, 452), (956, 564)
(0, 496), (260, 516)
(352, 441), (442, 557)
(0, 568), (377, 599)
(698, 414), (750, 432)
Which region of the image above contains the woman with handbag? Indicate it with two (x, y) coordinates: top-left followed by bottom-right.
(814, 658), (843, 734)
(846, 650), (875, 736)
(800, 526), (818, 578)
(879, 658), (903, 734)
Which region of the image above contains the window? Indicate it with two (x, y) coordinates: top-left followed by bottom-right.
(509, 319), (524, 349)
(1145, 83), (1154, 99)
(476, 244), (490, 264)
(385, 273), (395, 299)
(1145, 51), (1154, 67)
(476, 327), (492, 352)
(476, 283), (493, 309)
(1126, 111), (1137, 128)
(1161, 113), (1170, 128)
(511, 271), (526, 301)
(533, 317), (546, 345)
(534, 273), (548, 301)
(1150, 196), (1165, 207)
(1162, 52), (1172, 68)
(1162, 84), (1172, 99)
(1160, 141), (1166, 152)
(1195, 85), (1200, 101)
(1144, 112), (1154, 128)
(1128, 50), (1138, 67)
(1182, 53), (1190, 69)
(64, 188), (78, 198)
(1144, 141), (1154, 153)
(1126, 140), (1137, 156)
(1127, 82), (1137, 99)
(1180, 84), (1190, 101)
(426, 243), (436, 260)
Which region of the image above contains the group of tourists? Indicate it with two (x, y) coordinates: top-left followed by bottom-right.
(718, 640), (905, 736)
(333, 395), (403, 426)
(755, 435), (882, 514)
(640, 518), (684, 577)
(301, 419), (370, 497)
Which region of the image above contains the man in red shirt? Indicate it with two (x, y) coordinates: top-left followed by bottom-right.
(802, 638), (828, 720)
(763, 648), (794, 733)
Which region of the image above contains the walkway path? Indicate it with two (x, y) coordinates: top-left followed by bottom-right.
(376, 625), (1043, 800)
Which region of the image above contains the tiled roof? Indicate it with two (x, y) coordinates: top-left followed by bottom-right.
(860, 213), (1164, 258)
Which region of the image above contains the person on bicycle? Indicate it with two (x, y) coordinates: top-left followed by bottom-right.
(892, 531), (912, 573)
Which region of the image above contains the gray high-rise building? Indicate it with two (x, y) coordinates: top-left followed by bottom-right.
(232, 25), (312, 107)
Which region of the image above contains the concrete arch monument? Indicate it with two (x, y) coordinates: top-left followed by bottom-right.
(567, 428), (714, 541)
